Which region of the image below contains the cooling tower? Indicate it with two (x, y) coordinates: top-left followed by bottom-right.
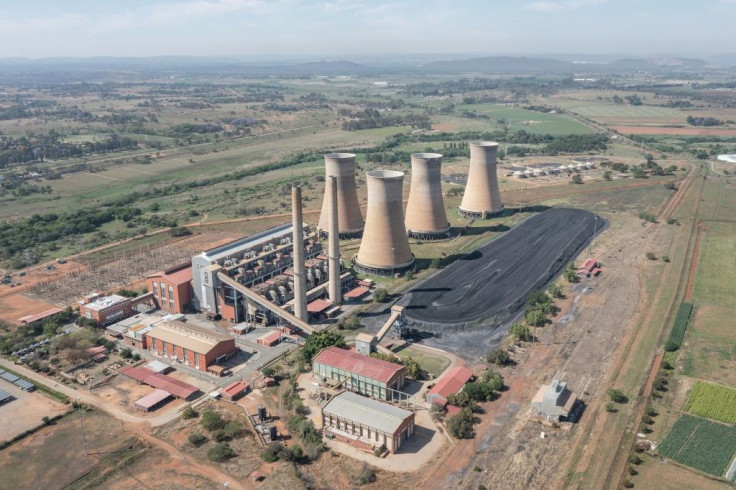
(459, 141), (503, 218)
(405, 153), (451, 239)
(291, 186), (307, 322)
(327, 176), (342, 305)
(318, 153), (364, 238)
(354, 170), (414, 276)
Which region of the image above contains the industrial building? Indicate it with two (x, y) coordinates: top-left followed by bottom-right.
(405, 153), (451, 240)
(354, 170), (415, 276)
(531, 379), (578, 421)
(19, 307), (63, 325)
(459, 141), (504, 218)
(78, 293), (135, 326)
(425, 366), (474, 405)
(318, 153), (364, 238)
(312, 346), (405, 400)
(322, 391), (415, 454)
(147, 263), (193, 314)
(145, 321), (236, 373)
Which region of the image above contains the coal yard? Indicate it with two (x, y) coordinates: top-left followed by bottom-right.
(404, 208), (603, 331)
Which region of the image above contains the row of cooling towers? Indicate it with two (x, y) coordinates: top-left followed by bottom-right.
(316, 141), (503, 276)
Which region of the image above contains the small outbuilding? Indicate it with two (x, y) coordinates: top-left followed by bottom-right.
(531, 379), (578, 421)
(425, 366), (474, 406)
(257, 330), (282, 347)
(221, 381), (250, 401)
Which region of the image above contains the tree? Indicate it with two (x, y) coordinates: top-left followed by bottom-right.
(403, 356), (422, 379)
(372, 288), (389, 303)
(548, 283), (563, 299)
(182, 406), (198, 419)
(430, 258), (442, 269)
(510, 323), (533, 342)
(645, 252), (657, 260)
(607, 389), (629, 404)
(201, 410), (226, 431)
(208, 442), (236, 462)
(446, 407), (474, 439)
(525, 309), (547, 327)
(603, 171), (612, 181)
(486, 348), (509, 365)
(570, 174), (583, 185)
(188, 432), (207, 447)
(357, 466), (377, 485)
(302, 330), (346, 363)
(404, 270), (414, 280)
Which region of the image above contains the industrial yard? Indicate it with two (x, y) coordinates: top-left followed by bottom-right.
(1, 47), (735, 490)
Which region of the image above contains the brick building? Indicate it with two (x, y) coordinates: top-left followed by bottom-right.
(147, 263), (193, 314)
(146, 321), (236, 373)
(78, 293), (134, 326)
(312, 347), (405, 400)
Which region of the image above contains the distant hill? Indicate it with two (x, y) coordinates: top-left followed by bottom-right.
(421, 56), (575, 73)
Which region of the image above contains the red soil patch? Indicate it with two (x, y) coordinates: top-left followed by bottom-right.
(612, 125), (736, 136)
(0, 293), (58, 326)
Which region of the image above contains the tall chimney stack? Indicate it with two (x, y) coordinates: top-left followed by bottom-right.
(354, 170), (414, 276)
(291, 185), (307, 322)
(459, 141), (503, 219)
(405, 153), (451, 239)
(318, 153), (364, 238)
(327, 176), (342, 305)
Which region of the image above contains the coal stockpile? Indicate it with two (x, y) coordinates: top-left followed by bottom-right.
(405, 208), (603, 331)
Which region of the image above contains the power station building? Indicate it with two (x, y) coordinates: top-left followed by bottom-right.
(145, 321), (236, 373)
(354, 170), (414, 276)
(147, 263), (193, 314)
(405, 153), (451, 239)
(318, 153), (364, 238)
(322, 391), (415, 454)
(459, 141), (504, 218)
(312, 346), (406, 400)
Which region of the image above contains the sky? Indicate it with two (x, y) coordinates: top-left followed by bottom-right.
(1, 0), (735, 59)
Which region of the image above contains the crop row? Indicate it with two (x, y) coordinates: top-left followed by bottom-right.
(684, 381), (736, 425)
(658, 414), (736, 476)
(664, 302), (693, 351)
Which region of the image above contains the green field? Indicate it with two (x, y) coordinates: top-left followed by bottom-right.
(454, 103), (594, 135)
(393, 345), (451, 378)
(658, 414), (736, 477)
(683, 381), (736, 425)
(692, 223), (736, 307)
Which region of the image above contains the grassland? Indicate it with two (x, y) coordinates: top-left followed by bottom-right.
(393, 345), (452, 378)
(657, 414), (736, 477)
(453, 103), (594, 135)
(683, 381), (736, 425)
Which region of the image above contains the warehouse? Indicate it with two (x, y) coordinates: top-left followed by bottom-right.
(322, 391), (415, 454)
(146, 321), (236, 372)
(312, 347), (405, 400)
(78, 293), (134, 326)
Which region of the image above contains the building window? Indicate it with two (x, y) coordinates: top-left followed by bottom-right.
(160, 283), (166, 300)
(195, 355), (200, 369)
(153, 282), (159, 298)
(182, 348), (188, 365)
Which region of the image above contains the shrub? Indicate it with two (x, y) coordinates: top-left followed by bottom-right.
(623, 479), (634, 488)
(486, 348), (509, 365)
(628, 454), (643, 465)
(646, 408), (658, 417)
(525, 309), (547, 327)
(212, 429), (229, 442)
(639, 212), (656, 222)
(662, 255), (670, 263)
(608, 389), (629, 404)
(430, 258), (442, 269)
(570, 174), (583, 184)
(262, 366), (276, 377)
(645, 252), (657, 260)
(510, 323), (533, 342)
(628, 466), (638, 475)
(208, 442), (236, 462)
(373, 447), (382, 457)
(188, 432), (207, 447)
(201, 410), (226, 431)
(447, 407), (474, 439)
(357, 466), (377, 485)
(548, 283), (563, 299)
(404, 271), (414, 280)
(120, 348), (132, 359)
(666, 218), (677, 225)
(605, 403), (618, 413)
(372, 288), (389, 303)
(261, 444), (280, 462)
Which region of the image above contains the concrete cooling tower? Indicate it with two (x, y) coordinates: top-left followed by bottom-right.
(405, 153), (451, 240)
(318, 153), (364, 238)
(459, 141), (503, 218)
(354, 170), (414, 276)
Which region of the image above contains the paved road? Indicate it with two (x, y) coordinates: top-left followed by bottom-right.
(405, 208), (601, 328)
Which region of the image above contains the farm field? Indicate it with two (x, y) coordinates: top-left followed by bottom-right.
(612, 125), (736, 136)
(454, 103), (595, 135)
(634, 453), (730, 490)
(657, 414), (736, 477)
(683, 381), (736, 425)
(665, 302), (693, 351)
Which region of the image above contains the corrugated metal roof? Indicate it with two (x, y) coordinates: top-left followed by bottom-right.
(427, 366), (473, 399)
(145, 374), (198, 399)
(345, 286), (369, 299)
(19, 307), (63, 324)
(258, 330), (281, 344)
(222, 381), (249, 397)
(322, 391), (412, 434)
(313, 347), (404, 383)
(134, 389), (171, 409)
(307, 298), (332, 313)
(147, 321), (233, 355)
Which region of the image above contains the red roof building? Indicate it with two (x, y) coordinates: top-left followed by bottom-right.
(344, 287), (369, 301)
(426, 366), (474, 405)
(19, 307), (64, 325)
(118, 365), (198, 399)
(257, 330), (282, 347)
(221, 381), (249, 401)
(312, 347), (405, 400)
(307, 298), (332, 317)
